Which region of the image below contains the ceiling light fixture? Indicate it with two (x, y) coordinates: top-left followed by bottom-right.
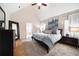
(32, 3), (47, 9)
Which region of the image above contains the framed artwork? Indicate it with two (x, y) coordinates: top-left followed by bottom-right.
(9, 21), (20, 40)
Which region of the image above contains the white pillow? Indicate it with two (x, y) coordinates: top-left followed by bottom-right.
(57, 30), (60, 34)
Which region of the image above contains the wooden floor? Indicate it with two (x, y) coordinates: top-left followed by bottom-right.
(15, 40), (23, 47)
(14, 40), (26, 56)
(14, 40), (47, 56)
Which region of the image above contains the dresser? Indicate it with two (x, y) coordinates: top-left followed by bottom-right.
(60, 36), (79, 48)
(0, 30), (14, 56)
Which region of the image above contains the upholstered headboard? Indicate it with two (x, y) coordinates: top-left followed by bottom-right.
(42, 19), (59, 34)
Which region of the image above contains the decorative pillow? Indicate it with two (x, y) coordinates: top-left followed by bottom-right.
(52, 30), (57, 34)
(42, 29), (53, 34)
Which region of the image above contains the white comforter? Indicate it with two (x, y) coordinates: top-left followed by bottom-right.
(32, 33), (61, 49)
(48, 34), (61, 44)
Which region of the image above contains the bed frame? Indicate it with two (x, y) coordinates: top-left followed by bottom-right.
(32, 36), (50, 53)
(32, 29), (62, 53)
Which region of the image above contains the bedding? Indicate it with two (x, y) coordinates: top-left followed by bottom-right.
(32, 33), (53, 49)
(32, 30), (61, 49)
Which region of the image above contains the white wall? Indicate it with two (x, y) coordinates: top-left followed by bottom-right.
(0, 3), (29, 29)
(10, 5), (41, 39)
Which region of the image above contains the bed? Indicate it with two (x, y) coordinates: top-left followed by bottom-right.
(32, 30), (62, 53)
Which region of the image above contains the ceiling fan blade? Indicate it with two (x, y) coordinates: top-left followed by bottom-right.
(42, 3), (47, 6)
(32, 3), (37, 6)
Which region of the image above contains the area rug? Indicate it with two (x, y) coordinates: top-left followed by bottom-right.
(47, 43), (79, 56)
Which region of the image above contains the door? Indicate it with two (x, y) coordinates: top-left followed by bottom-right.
(26, 23), (32, 41)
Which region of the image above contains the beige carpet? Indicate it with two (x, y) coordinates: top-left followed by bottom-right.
(14, 41), (79, 56)
(47, 43), (79, 56)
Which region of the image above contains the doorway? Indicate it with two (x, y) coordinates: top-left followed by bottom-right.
(26, 23), (32, 41)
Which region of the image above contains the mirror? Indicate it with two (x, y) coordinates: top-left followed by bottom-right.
(0, 6), (6, 29)
(9, 21), (20, 40)
(0, 8), (4, 21)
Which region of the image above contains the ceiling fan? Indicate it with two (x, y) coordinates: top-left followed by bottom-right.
(31, 3), (47, 9)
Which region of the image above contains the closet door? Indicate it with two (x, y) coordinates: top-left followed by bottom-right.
(0, 30), (14, 56)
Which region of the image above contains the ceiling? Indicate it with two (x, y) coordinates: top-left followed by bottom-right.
(0, 3), (79, 21)
(0, 3), (56, 15)
(0, 3), (29, 15)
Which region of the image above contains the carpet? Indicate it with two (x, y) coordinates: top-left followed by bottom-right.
(46, 43), (79, 56)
